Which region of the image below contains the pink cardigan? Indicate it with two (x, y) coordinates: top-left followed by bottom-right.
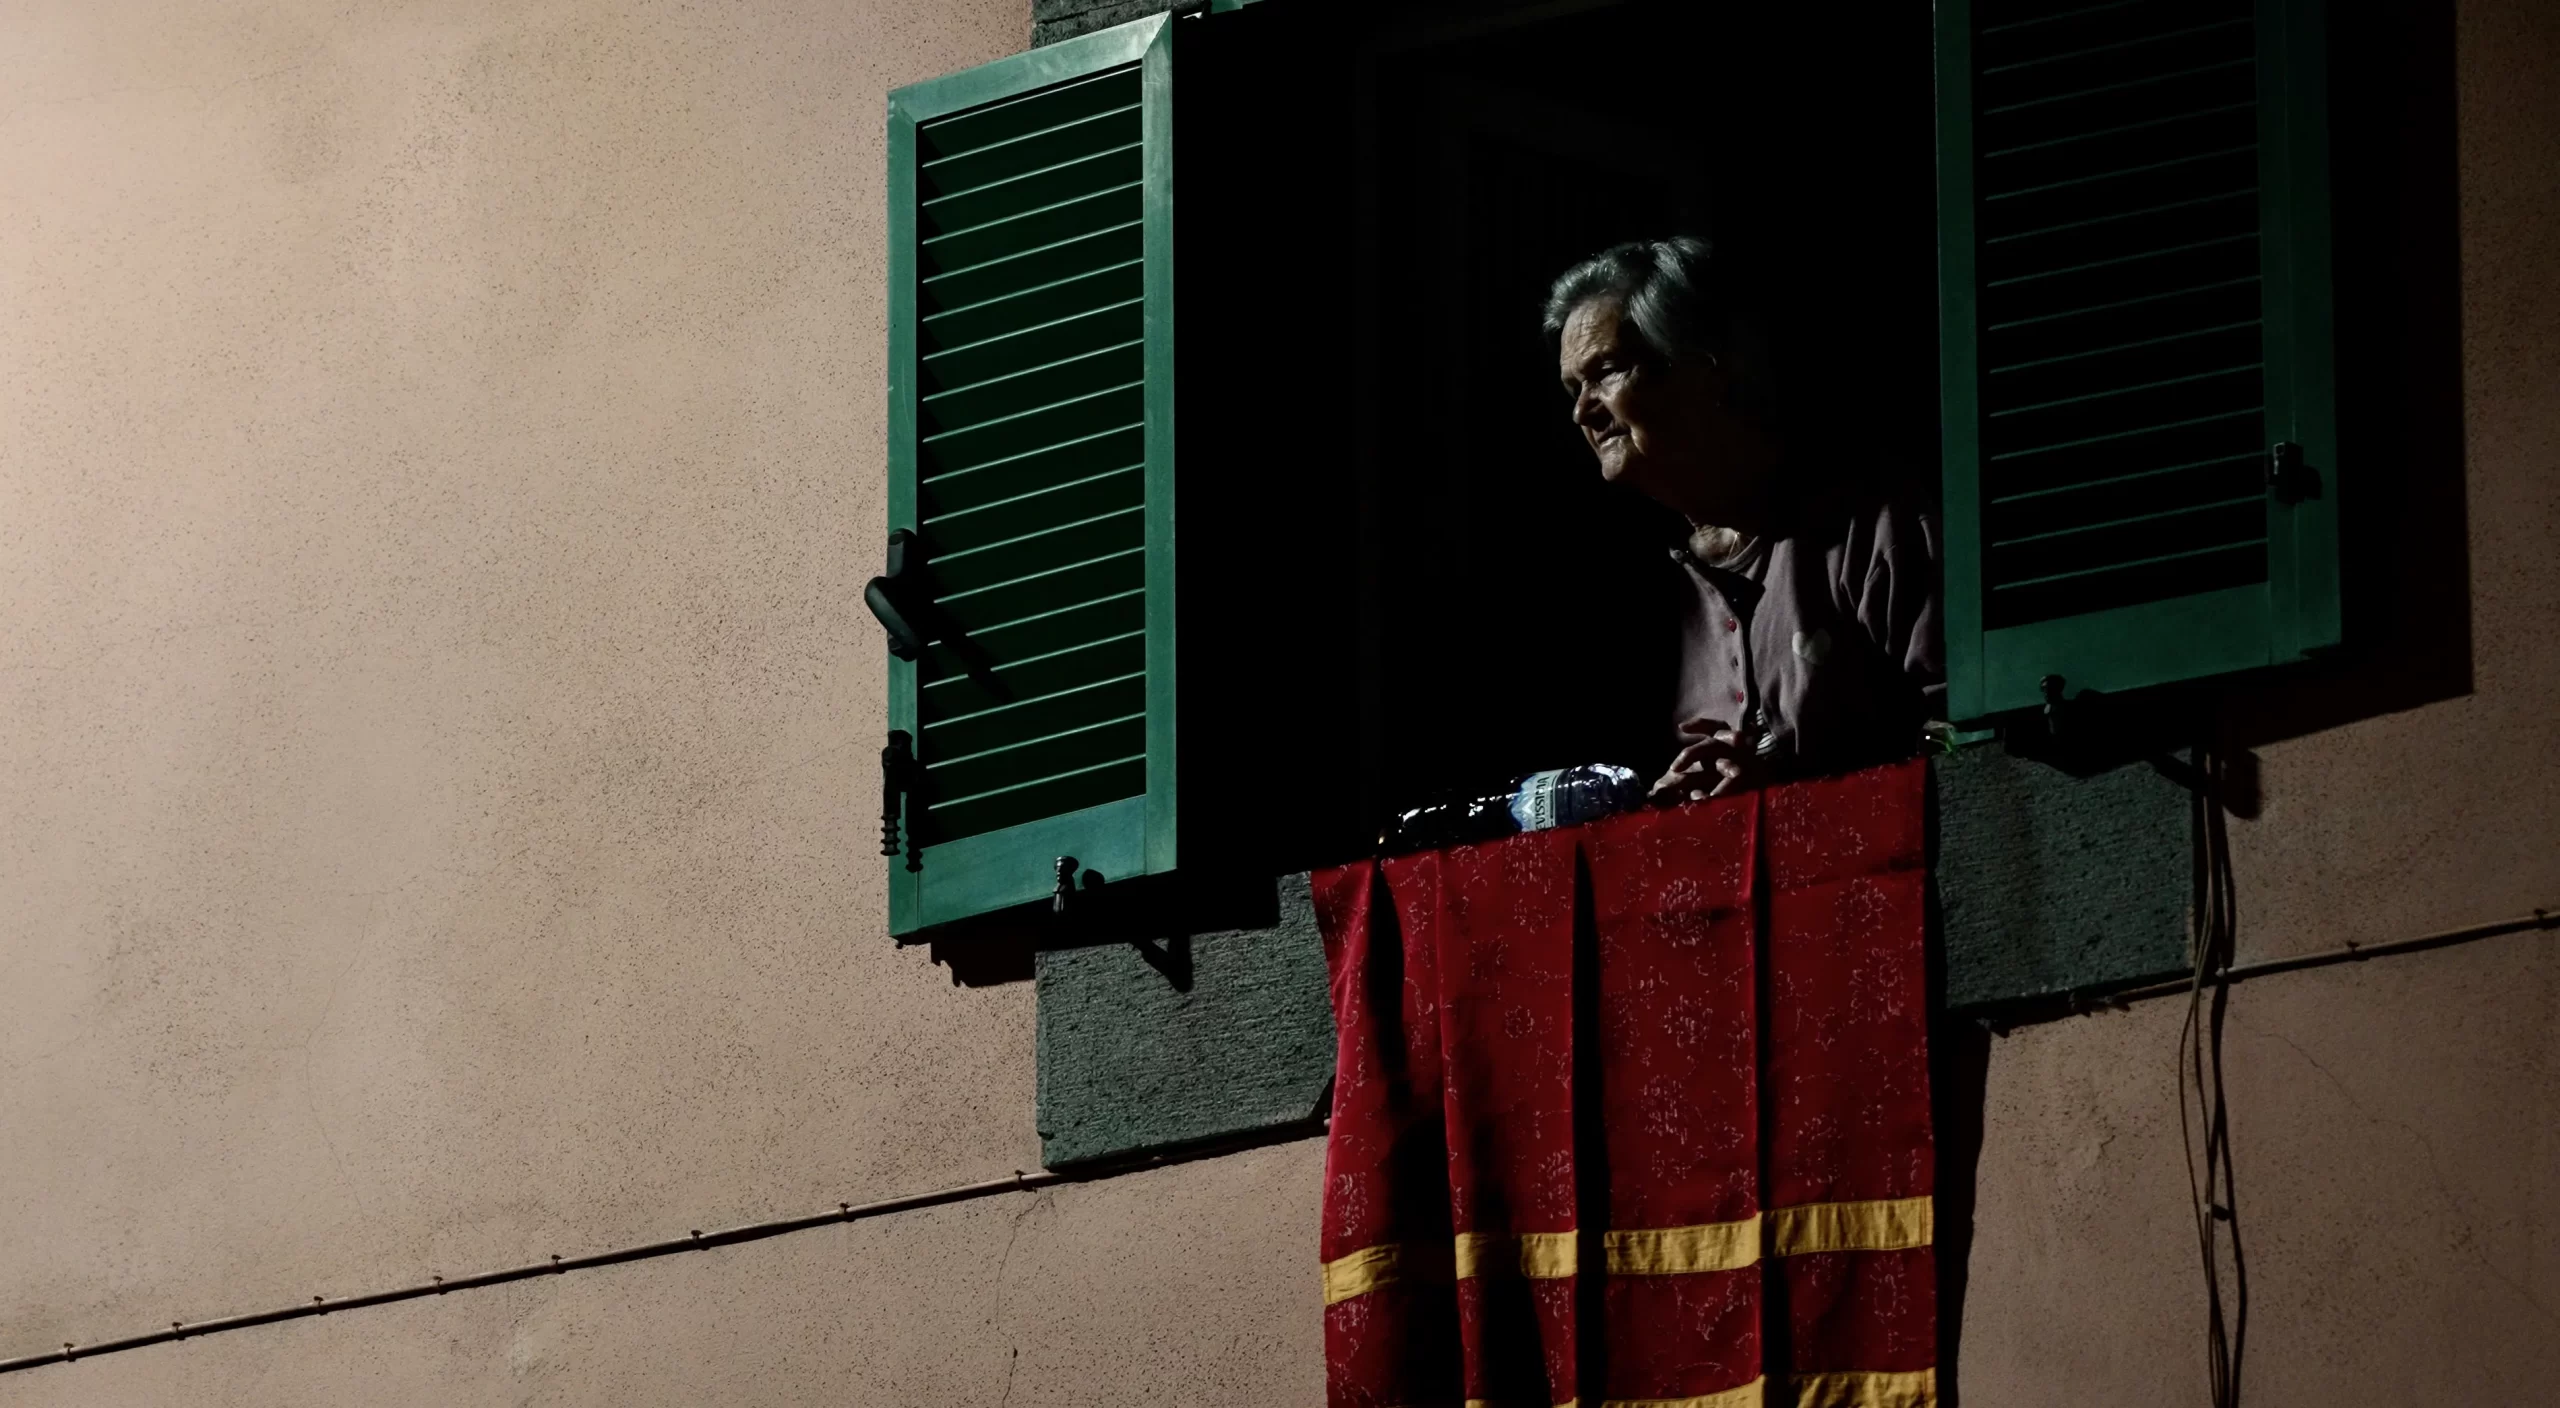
(1669, 496), (1945, 779)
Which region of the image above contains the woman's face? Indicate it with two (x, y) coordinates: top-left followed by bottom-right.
(1557, 297), (1730, 520)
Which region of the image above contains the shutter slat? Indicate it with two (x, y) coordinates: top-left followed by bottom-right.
(1985, 185), (2256, 245)
(1994, 491), (2264, 546)
(1984, 142), (2253, 205)
(922, 261), (1142, 349)
(1988, 273), (2257, 331)
(918, 67), (1137, 161)
(1991, 449), (2259, 504)
(936, 568), (1146, 645)
(921, 426), (1144, 518)
(929, 506), (1144, 598)
(921, 341), (1142, 433)
(1981, 0), (2150, 36)
(923, 184), (1143, 279)
(1991, 319), (2262, 411)
(1987, 360), (2263, 418)
(925, 466), (1142, 557)
(1981, 17), (2250, 79)
(919, 631), (1145, 726)
(927, 336), (1142, 404)
(1996, 534), (2264, 590)
(920, 383), (1145, 475)
(921, 224), (1143, 316)
(923, 299), (1144, 393)
(936, 576), (1146, 647)
(1982, 98), (2254, 158)
(924, 144), (1140, 216)
(1983, 55), (2250, 115)
(1985, 231), (2254, 291)
(926, 757), (1147, 841)
(928, 715), (1148, 807)
(921, 104), (1142, 194)
(923, 671), (1147, 762)
(1987, 316), (2258, 373)
(934, 751), (1146, 810)
(1989, 405), (2260, 461)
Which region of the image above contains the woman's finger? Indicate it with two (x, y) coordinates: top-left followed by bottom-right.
(1666, 738), (1740, 772)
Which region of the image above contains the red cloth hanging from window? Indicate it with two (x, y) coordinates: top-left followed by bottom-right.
(1315, 759), (1934, 1408)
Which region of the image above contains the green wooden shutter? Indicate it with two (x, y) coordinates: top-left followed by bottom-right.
(886, 16), (1177, 937)
(1936, 0), (2338, 721)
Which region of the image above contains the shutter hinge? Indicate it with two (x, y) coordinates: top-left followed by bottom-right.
(2267, 441), (2319, 504)
(881, 730), (922, 873)
(865, 529), (930, 661)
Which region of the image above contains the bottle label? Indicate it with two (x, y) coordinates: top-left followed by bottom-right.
(1508, 770), (1566, 832)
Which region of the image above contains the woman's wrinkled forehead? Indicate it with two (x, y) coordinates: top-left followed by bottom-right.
(1558, 297), (1658, 383)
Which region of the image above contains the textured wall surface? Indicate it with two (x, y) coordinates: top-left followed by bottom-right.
(2, 0), (2555, 1405)
(1934, 749), (2191, 1008)
(1035, 876), (1333, 1168)
(0, 1), (1322, 1403)
(1033, 0), (1172, 47)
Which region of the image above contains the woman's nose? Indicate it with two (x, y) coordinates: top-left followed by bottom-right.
(1572, 387), (1606, 430)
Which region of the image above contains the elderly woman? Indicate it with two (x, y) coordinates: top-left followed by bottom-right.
(1547, 237), (1943, 800)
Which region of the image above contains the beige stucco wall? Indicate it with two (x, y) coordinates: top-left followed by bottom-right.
(0, 1), (2552, 1406)
(0, 1), (1323, 1402)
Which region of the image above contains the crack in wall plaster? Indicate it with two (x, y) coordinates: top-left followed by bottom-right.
(2241, 1015), (2560, 1330)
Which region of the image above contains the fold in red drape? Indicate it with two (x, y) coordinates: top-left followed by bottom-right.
(1315, 759), (1934, 1408)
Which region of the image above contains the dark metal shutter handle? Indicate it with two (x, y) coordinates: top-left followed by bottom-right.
(2267, 441), (2319, 504)
(866, 529), (929, 661)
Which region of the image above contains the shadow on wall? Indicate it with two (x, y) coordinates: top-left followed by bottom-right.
(2223, 0), (2470, 749)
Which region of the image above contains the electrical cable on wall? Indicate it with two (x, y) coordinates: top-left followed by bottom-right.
(2180, 747), (2246, 1408)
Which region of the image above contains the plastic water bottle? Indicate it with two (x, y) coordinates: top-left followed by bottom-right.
(1378, 763), (1646, 856)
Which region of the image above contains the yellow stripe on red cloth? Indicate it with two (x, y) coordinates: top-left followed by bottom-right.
(1602, 1214), (1763, 1275)
(1589, 1376), (1769, 1406)
(1421, 1372), (1930, 1408)
(1321, 1239), (1455, 1305)
(1763, 1198), (1933, 1257)
(1322, 1196), (1932, 1302)
(1453, 1229), (1578, 1280)
(1791, 1369), (1937, 1408)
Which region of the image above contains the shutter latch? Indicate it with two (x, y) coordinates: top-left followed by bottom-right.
(1052, 857), (1081, 918)
(881, 730), (921, 873)
(2040, 674), (2070, 740)
(2267, 441), (2319, 504)
(865, 530), (930, 661)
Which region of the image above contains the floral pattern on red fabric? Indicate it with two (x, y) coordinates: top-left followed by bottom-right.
(1316, 759), (1935, 1408)
(1436, 828), (1581, 1401)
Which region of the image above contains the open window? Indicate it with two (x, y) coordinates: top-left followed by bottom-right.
(880, 0), (2341, 938)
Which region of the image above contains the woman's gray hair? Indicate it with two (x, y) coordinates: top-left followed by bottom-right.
(1543, 236), (1781, 422)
